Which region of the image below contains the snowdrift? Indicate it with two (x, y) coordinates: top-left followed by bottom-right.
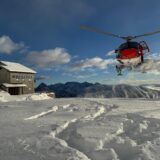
(0, 91), (53, 102)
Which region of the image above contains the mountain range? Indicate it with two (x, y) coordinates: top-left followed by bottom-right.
(36, 82), (160, 99)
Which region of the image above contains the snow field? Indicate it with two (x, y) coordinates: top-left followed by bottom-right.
(2, 98), (160, 159)
(17, 100), (104, 160)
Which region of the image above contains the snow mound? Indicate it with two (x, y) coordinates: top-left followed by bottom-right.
(0, 92), (52, 102)
(0, 90), (10, 102)
(26, 93), (52, 101)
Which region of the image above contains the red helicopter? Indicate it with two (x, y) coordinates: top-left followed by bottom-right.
(81, 25), (160, 75)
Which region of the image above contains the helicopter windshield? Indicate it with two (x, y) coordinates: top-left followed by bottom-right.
(119, 42), (139, 50)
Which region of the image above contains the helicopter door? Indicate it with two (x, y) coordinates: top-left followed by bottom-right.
(139, 41), (150, 53)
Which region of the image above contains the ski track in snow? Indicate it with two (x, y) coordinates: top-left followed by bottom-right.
(55, 102), (121, 160)
(49, 118), (91, 160)
(20, 99), (160, 160)
(18, 139), (36, 154)
(50, 118), (78, 138)
(2, 97), (160, 160)
(48, 102), (107, 160)
(46, 101), (121, 160)
(21, 101), (108, 160)
(24, 106), (59, 120)
(82, 105), (105, 121)
(53, 100), (160, 160)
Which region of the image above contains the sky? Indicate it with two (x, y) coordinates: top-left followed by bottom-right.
(1, 0), (160, 85)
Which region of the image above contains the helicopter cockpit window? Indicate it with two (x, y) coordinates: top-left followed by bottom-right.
(119, 42), (139, 50)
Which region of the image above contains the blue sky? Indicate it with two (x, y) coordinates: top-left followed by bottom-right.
(1, 0), (160, 85)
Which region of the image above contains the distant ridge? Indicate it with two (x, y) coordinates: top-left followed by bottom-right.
(36, 82), (160, 99)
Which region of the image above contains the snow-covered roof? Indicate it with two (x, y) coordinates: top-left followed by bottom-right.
(2, 83), (27, 88)
(0, 61), (36, 73)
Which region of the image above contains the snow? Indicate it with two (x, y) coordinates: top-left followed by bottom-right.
(144, 85), (160, 91)
(24, 106), (58, 120)
(2, 83), (27, 87)
(1, 98), (160, 159)
(25, 93), (52, 101)
(0, 90), (10, 102)
(0, 91), (52, 102)
(0, 60), (36, 73)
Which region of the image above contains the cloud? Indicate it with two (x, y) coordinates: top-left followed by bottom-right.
(107, 79), (160, 85)
(27, 48), (71, 67)
(146, 70), (160, 75)
(102, 71), (160, 85)
(146, 52), (160, 59)
(0, 35), (25, 54)
(35, 75), (50, 80)
(71, 57), (116, 71)
(135, 59), (160, 74)
(62, 72), (97, 79)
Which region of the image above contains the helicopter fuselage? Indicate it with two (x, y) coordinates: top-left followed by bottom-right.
(115, 41), (149, 75)
(117, 56), (142, 67)
(116, 41), (149, 66)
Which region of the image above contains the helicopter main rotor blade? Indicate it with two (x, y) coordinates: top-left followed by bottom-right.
(80, 25), (124, 39)
(134, 29), (160, 38)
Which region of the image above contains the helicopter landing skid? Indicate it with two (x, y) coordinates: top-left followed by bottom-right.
(116, 65), (123, 76)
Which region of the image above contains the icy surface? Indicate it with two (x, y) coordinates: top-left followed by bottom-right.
(1, 98), (160, 159)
